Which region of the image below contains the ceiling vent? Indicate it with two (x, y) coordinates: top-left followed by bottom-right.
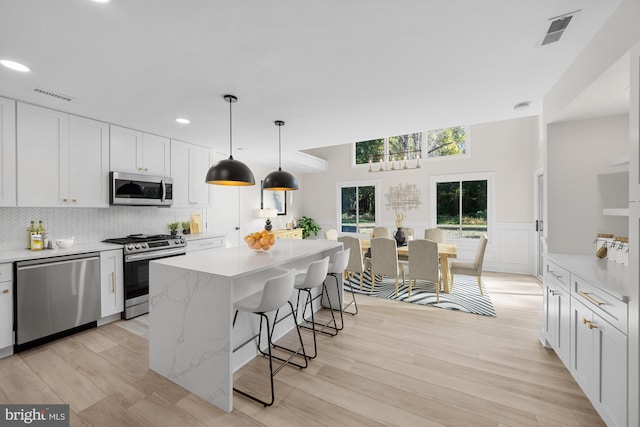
(33, 87), (76, 102)
(540, 10), (580, 46)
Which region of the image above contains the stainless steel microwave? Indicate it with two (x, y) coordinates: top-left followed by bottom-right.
(110, 171), (173, 206)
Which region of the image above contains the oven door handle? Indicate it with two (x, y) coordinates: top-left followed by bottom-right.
(125, 248), (186, 262)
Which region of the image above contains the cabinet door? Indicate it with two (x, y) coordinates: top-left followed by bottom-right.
(100, 250), (124, 317)
(110, 125), (143, 174)
(571, 298), (597, 397)
(69, 116), (110, 207)
(0, 264), (13, 349)
(190, 145), (211, 206)
(142, 133), (170, 176)
(0, 97), (16, 207)
(597, 314), (627, 427)
(17, 103), (68, 207)
(170, 140), (190, 208)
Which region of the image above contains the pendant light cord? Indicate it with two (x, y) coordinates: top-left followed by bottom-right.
(228, 97), (233, 159)
(278, 124), (282, 170)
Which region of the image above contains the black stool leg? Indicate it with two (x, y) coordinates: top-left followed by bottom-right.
(335, 272), (358, 316)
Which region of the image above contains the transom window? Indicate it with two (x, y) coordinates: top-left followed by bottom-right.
(354, 126), (467, 165)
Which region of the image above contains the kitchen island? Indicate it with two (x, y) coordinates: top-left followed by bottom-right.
(148, 238), (341, 412)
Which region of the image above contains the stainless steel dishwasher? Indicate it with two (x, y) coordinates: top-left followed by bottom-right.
(15, 252), (101, 351)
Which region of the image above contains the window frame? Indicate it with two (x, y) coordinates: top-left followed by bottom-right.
(428, 172), (494, 241)
(336, 179), (381, 235)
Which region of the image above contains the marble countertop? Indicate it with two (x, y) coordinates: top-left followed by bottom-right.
(0, 242), (124, 264)
(182, 233), (225, 242)
(545, 253), (630, 301)
(152, 238), (341, 279)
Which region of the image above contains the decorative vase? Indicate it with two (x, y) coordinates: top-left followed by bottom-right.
(265, 219), (273, 231)
(170, 230), (177, 236)
(393, 227), (406, 246)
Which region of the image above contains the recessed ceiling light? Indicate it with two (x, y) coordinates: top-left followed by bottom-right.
(0, 59), (31, 72)
(175, 117), (190, 124)
(513, 101), (531, 110)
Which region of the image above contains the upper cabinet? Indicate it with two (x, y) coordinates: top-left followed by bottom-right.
(17, 103), (109, 207)
(110, 125), (170, 177)
(170, 140), (211, 208)
(0, 97), (16, 207)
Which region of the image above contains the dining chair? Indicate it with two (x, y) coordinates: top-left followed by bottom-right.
(324, 228), (338, 240)
(408, 239), (441, 300)
(450, 234), (488, 296)
(338, 236), (367, 293)
(232, 269), (306, 407)
(370, 237), (406, 296)
(372, 226), (390, 238)
(424, 228), (446, 243)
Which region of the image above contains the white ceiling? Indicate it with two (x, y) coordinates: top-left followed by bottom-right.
(0, 0), (624, 172)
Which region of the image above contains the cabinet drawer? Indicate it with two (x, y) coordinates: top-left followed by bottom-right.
(186, 237), (225, 252)
(544, 260), (570, 291)
(0, 263), (12, 282)
(572, 275), (627, 334)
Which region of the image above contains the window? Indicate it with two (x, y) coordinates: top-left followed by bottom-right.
(430, 173), (493, 239)
(354, 127), (466, 166)
(338, 181), (379, 234)
(426, 126), (466, 157)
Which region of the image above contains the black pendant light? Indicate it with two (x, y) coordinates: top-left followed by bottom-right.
(262, 120), (298, 191)
(205, 95), (255, 186)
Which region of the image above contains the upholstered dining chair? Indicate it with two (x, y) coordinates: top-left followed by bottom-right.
(408, 239), (441, 300)
(338, 236), (366, 295)
(450, 234), (488, 296)
(424, 228), (446, 243)
(324, 229), (338, 240)
(370, 237), (406, 296)
(372, 226), (390, 238)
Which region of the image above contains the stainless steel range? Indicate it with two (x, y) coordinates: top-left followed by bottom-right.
(103, 234), (187, 319)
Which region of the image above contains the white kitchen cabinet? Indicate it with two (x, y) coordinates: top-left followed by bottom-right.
(571, 297), (627, 427)
(17, 103), (109, 207)
(542, 260), (571, 368)
(0, 263), (14, 352)
(100, 250), (124, 318)
(110, 125), (170, 176)
(0, 97), (16, 207)
(170, 140), (211, 208)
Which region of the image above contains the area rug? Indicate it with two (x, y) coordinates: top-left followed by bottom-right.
(343, 271), (497, 317)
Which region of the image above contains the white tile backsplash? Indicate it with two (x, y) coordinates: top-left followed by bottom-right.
(0, 206), (203, 251)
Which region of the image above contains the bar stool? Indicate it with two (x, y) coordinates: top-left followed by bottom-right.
(325, 248), (358, 331)
(273, 256), (333, 360)
(232, 269), (306, 407)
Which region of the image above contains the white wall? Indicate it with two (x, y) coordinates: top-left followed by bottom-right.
(300, 115), (541, 274)
(546, 115), (629, 254)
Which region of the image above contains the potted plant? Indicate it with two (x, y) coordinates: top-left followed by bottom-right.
(168, 222), (180, 236)
(181, 221), (191, 235)
(298, 216), (320, 239)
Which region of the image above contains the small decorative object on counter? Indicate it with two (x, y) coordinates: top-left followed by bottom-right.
(190, 213), (202, 234)
(594, 233), (614, 259)
(614, 237), (629, 264)
(181, 221), (191, 235)
(27, 220), (36, 247)
(244, 230), (276, 251)
(168, 222), (180, 236)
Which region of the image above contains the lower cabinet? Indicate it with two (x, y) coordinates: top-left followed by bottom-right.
(0, 263), (13, 351)
(571, 297), (627, 427)
(544, 255), (628, 427)
(271, 228), (303, 239)
(100, 250), (124, 318)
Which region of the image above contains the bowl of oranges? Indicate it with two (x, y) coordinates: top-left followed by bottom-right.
(245, 230), (276, 251)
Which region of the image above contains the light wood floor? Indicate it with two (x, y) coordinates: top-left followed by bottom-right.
(0, 272), (605, 426)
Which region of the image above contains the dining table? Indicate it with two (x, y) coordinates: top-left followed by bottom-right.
(360, 239), (457, 292)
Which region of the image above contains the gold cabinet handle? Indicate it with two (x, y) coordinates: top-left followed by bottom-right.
(111, 272), (115, 293)
(582, 317), (598, 330)
(578, 291), (605, 306)
(63, 198), (68, 202)
(72, 198), (77, 203)
(2, 289), (8, 294)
